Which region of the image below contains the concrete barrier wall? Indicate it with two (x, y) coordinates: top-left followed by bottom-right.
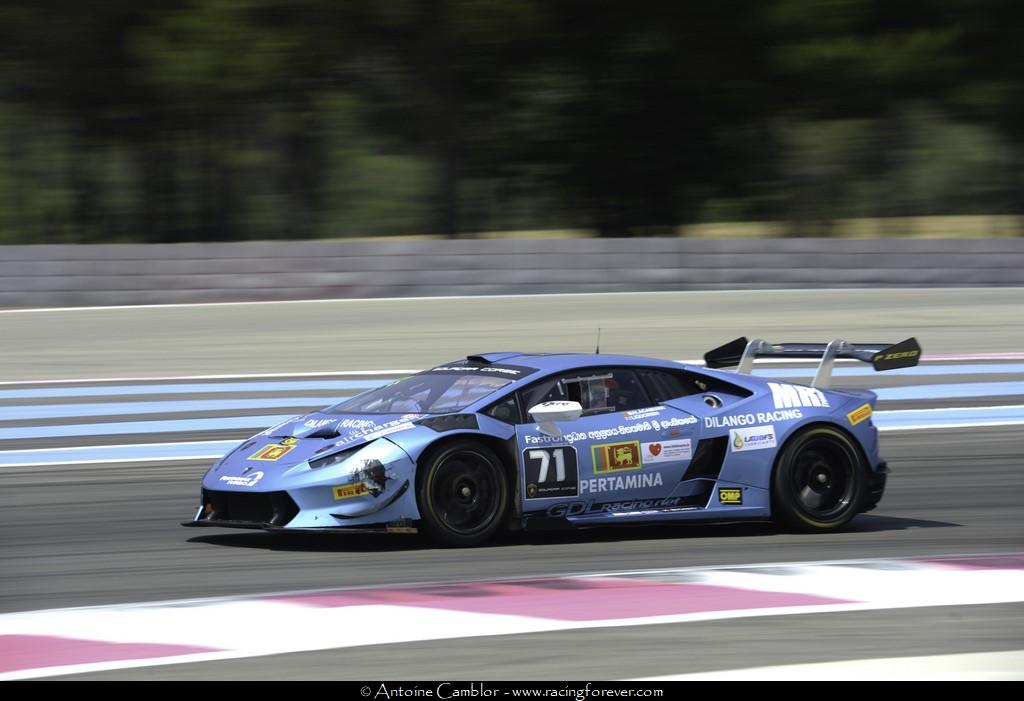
(1, 238), (1022, 307)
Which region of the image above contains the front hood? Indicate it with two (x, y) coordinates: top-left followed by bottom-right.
(268, 411), (425, 443)
(206, 411), (424, 492)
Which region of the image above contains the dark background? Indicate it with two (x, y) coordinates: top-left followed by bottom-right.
(1, 0), (1021, 243)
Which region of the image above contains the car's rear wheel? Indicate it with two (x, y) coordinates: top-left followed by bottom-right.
(771, 425), (866, 532)
(416, 440), (509, 547)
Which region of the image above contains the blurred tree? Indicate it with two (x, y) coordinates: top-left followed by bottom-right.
(0, 0), (1021, 243)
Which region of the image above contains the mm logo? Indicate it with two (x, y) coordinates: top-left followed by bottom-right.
(592, 441), (642, 473)
(248, 443), (296, 462)
(333, 482), (369, 500)
(767, 382), (830, 410)
(718, 488), (742, 505)
(847, 403), (872, 426)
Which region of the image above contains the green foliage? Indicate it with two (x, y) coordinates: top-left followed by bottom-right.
(0, 0), (1021, 243)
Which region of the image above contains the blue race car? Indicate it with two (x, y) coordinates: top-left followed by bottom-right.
(184, 337), (920, 546)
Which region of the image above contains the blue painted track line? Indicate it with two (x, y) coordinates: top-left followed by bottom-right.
(0, 397), (344, 422)
(873, 404), (1024, 429)
(4, 406), (1024, 466)
(7, 380), (1024, 424)
(0, 379), (385, 401)
(5, 387), (1024, 440)
(0, 362), (1020, 401)
(873, 382), (1024, 401)
(0, 414), (293, 441)
(0, 440), (240, 466)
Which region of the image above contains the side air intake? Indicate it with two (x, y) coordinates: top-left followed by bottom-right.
(682, 437), (727, 482)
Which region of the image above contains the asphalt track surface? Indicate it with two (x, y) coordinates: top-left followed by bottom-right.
(1, 289), (1023, 679)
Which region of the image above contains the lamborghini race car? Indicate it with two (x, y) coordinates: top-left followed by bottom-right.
(184, 337), (921, 546)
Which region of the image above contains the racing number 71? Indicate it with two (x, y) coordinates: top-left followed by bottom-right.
(528, 448), (567, 483)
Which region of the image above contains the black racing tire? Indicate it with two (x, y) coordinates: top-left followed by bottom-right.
(771, 425), (867, 532)
(416, 439), (509, 547)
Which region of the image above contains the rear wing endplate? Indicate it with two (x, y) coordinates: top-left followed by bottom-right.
(703, 336), (921, 389)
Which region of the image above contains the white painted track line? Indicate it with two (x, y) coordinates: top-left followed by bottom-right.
(638, 649), (1024, 681)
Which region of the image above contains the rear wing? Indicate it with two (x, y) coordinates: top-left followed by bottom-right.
(703, 337), (921, 389)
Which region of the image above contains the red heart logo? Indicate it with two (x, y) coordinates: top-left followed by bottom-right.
(649, 443), (662, 456)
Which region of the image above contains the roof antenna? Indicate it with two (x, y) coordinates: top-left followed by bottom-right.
(595, 327), (601, 354)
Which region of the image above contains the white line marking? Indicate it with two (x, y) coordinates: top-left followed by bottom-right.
(13, 287), (1015, 314)
(0, 356), (1015, 386)
(0, 454), (226, 464)
(0, 439), (230, 455)
(3, 556), (1023, 680)
(637, 650), (1024, 681)
(2, 405), (1022, 467)
(878, 403), (1024, 415)
(879, 420), (1024, 431)
(0, 369), (420, 386)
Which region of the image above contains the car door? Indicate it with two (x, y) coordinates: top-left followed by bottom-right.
(513, 367), (697, 517)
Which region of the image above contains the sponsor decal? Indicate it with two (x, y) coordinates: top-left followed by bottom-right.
(546, 496), (685, 516)
(718, 487), (743, 505)
(874, 349), (919, 362)
(248, 443), (296, 462)
(641, 439), (692, 463)
(219, 470), (264, 487)
(524, 420), (659, 445)
(730, 425), (777, 452)
(580, 472), (663, 494)
(428, 363), (535, 378)
(621, 406), (665, 420)
(592, 441), (642, 473)
(767, 382), (830, 409)
(847, 403), (872, 426)
(334, 419), (417, 447)
(655, 413), (696, 429)
(280, 437), (298, 445)
(523, 446), (579, 499)
(704, 409), (802, 429)
(304, 418), (336, 429)
(659, 416), (698, 428)
(333, 482), (370, 500)
(339, 418), (377, 430)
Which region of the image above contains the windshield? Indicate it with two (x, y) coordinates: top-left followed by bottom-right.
(328, 372), (514, 415)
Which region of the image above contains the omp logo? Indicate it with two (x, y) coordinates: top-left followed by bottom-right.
(847, 403), (872, 426)
(718, 488), (742, 505)
(592, 441), (642, 473)
(768, 382), (830, 409)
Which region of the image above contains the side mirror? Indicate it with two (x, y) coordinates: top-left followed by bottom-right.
(528, 401), (583, 438)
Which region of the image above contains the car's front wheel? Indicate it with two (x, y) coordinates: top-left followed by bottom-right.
(771, 425), (866, 532)
(416, 440), (509, 547)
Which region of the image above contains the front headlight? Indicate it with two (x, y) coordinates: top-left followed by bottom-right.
(309, 445), (361, 470)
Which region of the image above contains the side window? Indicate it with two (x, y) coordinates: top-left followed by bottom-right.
(517, 368), (651, 421)
(484, 395), (519, 424)
(638, 368), (754, 402)
(638, 369), (701, 403)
